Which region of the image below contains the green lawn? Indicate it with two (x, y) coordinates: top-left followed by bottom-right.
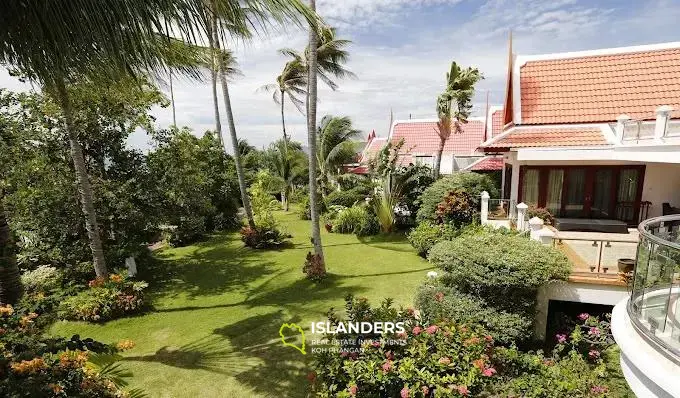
(51, 210), (431, 397)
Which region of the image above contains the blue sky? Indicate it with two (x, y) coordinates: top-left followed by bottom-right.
(2, 0), (679, 150)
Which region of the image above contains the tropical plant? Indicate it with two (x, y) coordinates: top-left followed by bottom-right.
(373, 184), (398, 234)
(260, 59), (307, 142)
(266, 139), (307, 211)
(317, 115), (362, 196)
(434, 62), (483, 178)
(306, 0), (325, 273)
(416, 172), (498, 223)
(435, 190), (476, 227)
(407, 221), (458, 257)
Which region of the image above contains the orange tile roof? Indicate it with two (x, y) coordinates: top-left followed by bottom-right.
(520, 47), (680, 124)
(359, 137), (387, 163)
(391, 119), (485, 156)
(466, 156), (504, 171)
(482, 127), (609, 150)
(491, 109), (503, 137)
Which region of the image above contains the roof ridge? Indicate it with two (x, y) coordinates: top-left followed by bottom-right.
(518, 41), (680, 65)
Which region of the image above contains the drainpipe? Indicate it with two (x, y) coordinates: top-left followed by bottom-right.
(616, 114), (631, 143)
(654, 105), (674, 140)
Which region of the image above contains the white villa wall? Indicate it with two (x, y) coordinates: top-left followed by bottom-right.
(534, 282), (628, 339)
(439, 155), (454, 175)
(641, 163), (680, 218)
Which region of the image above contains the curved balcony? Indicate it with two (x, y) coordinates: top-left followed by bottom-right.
(629, 215), (680, 359)
(611, 215), (680, 397)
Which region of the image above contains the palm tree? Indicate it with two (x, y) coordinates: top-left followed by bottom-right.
(267, 140), (306, 211)
(316, 115), (361, 196)
(281, 26), (355, 92)
(259, 59), (307, 143)
(434, 61), (483, 179)
(306, 0), (325, 267)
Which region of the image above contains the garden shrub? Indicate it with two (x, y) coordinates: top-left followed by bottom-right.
(170, 215), (207, 246)
(302, 252), (327, 282)
(407, 222), (458, 257)
(333, 205), (367, 234)
(428, 232), (570, 315)
(528, 206), (555, 225)
(20, 265), (62, 294)
(310, 295), (498, 398)
(0, 304), (139, 397)
(325, 188), (367, 209)
(355, 210), (380, 237)
(416, 172), (498, 223)
(58, 273), (147, 322)
(435, 190), (476, 227)
(240, 225), (290, 249)
(416, 281), (531, 345)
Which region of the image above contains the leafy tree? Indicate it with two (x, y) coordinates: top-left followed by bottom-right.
(148, 128), (241, 245)
(265, 140), (307, 211)
(316, 115), (362, 196)
(434, 62), (483, 178)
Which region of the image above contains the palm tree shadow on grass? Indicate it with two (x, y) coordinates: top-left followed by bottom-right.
(140, 233), (278, 300)
(357, 232), (418, 253)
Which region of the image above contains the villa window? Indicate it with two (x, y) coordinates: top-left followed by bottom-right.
(521, 169), (539, 207)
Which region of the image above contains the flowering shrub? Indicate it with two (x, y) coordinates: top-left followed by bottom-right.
(435, 190), (476, 227)
(0, 304), (138, 397)
(58, 273), (147, 322)
(303, 252), (327, 283)
(310, 295), (498, 397)
(554, 313), (615, 364)
(527, 206), (555, 225)
(240, 225), (290, 249)
(20, 265), (63, 294)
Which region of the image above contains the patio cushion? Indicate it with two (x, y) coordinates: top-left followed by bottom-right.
(554, 218), (629, 234)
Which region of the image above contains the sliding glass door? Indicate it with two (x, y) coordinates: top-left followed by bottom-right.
(519, 165), (645, 224)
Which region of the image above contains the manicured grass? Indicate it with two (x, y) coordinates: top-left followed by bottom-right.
(50, 210), (431, 397)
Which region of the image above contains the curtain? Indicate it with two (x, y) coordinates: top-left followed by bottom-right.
(564, 169), (586, 217)
(617, 169), (639, 221)
(522, 169), (539, 206)
(546, 170), (564, 215)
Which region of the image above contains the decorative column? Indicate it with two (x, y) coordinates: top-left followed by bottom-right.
(481, 191), (490, 225)
(516, 202), (528, 231)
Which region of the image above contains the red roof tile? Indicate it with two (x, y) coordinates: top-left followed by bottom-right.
(359, 137), (387, 163)
(482, 126), (609, 150)
(390, 119), (485, 157)
(466, 156), (504, 171)
(520, 47), (680, 124)
(491, 110), (503, 137)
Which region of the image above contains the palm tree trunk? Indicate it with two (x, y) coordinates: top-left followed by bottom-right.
(280, 90), (288, 143)
(213, 26), (256, 229)
(210, 12), (224, 149)
(55, 79), (108, 278)
(169, 71), (177, 128)
(0, 192), (22, 305)
(434, 137), (445, 179)
(307, 0), (325, 265)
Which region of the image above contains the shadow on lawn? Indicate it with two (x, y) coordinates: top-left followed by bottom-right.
(213, 311), (312, 397)
(140, 234), (277, 300)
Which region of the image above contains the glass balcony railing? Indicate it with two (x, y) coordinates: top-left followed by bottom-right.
(629, 215), (680, 358)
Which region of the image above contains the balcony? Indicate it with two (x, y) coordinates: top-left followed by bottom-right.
(611, 215), (680, 397)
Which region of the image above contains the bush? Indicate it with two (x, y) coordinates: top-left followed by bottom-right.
(435, 190), (476, 227)
(528, 206), (555, 225)
(325, 188), (366, 208)
(310, 295), (498, 398)
(415, 281), (531, 345)
(407, 222), (458, 257)
(299, 194), (325, 220)
(333, 205), (367, 234)
(240, 225), (290, 249)
(170, 215), (207, 246)
(58, 273), (147, 322)
(428, 232), (570, 315)
(302, 252), (327, 282)
(20, 265), (62, 294)
(416, 172), (498, 223)
(355, 211), (380, 237)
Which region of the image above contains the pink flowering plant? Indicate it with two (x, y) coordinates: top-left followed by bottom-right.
(310, 295), (498, 397)
(554, 313), (615, 364)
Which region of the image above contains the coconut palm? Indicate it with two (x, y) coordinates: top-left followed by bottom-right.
(259, 59), (307, 143)
(281, 26), (355, 92)
(434, 61), (483, 179)
(266, 139), (307, 211)
(316, 115), (362, 196)
(305, 0), (325, 267)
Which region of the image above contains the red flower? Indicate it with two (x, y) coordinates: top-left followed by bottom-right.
(349, 385), (358, 396)
(397, 331), (407, 339)
(438, 357), (451, 365)
(421, 386), (430, 395)
(385, 351), (394, 360)
(588, 349), (601, 359)
(306, 371), (316, 383)
(425, 325), (438, 335)
(455, 385), (469, 396)
(382, 361), (393, 372)
(434, 292), (444, 302)
(372, 340), (381, 348)
(412, 326), (423, 335)
(400, 386), (410, 398)
(482, 367), (497, 377)
(472, 359), (485, 369)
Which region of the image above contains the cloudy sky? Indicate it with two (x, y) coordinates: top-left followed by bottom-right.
(2, 0), (679, 151)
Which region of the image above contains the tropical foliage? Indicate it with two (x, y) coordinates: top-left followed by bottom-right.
(416, 172), (498, 223)
(317, 115), (362, 196)
(265, 139), (308, 211)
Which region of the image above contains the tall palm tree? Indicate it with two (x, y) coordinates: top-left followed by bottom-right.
(316, 115), (361, 196)
(281, 26), (355, 91)
(259, 59), (307, 143)
(267, 139), (306, 211)
(434, 61), (483, 179)
(306, 0), (325, 267)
